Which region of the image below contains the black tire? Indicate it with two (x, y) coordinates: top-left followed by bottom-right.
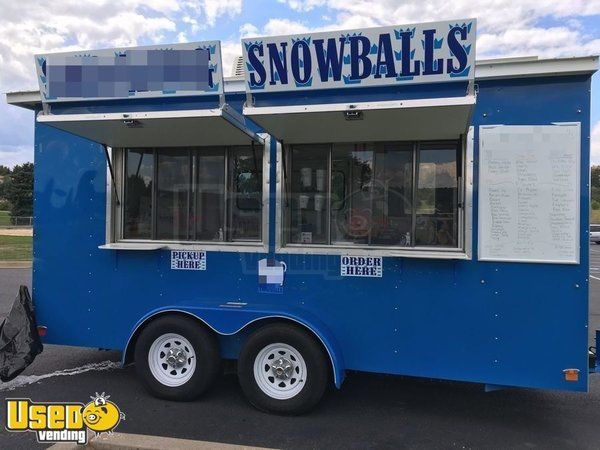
(238, 323), (329, 415)
(134, 315), (220, 401)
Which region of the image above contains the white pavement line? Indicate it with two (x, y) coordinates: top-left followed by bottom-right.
(84, 432), (274, 450)
(590, 275), (600, 281)
(0, 360), (120, 391)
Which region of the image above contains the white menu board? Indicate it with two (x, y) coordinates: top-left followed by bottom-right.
(478, 124), (580, 264)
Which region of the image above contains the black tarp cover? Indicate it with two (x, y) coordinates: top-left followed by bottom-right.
(0, 286), (43, 382)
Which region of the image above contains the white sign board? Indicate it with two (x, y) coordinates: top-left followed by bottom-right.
(242, 19), (475, 93)
(171, 251), (207, 270)
(36, 41), (223, 103)
(478, 124), (580, 264)
(341, 256), (383, 277)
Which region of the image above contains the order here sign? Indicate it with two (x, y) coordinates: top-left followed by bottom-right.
(242, 19), (476, 93)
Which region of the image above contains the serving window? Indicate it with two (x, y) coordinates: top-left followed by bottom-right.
(283, 141), (462, 249)
(120, 145), (264, 243)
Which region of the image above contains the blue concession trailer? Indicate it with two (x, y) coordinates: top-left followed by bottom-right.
(6, 18), (600, 413)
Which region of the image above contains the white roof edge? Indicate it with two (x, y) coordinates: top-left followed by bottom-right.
(244, 94), (476, 115)
(6, 55), (598, 109)
(475, 55), (598, 80)
(5, 90), (40, 107)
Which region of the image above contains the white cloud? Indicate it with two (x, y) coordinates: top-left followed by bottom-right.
(0, 0), (244, 92)
(263, 19), (311, 36)
(272, 0), (600, 59)
(0, 145), (33, 168)
(592, 121), (600, 166)
(0, 103), (34, 167)
(239, 23), (260, 39)
(478, 27), (600, 59)
(220, 40), (243, 76)
(277, 0), (326, 12)
(176, 32), (188, 43)
(201, 0), (242, 26)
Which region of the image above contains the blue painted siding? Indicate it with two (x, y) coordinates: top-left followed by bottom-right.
(32, 73), (592, 392)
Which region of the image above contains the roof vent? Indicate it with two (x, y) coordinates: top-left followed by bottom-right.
(231, 56), (245, 77)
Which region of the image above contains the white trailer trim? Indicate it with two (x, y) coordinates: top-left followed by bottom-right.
(243, 95), (476, 144)
(35, 105), (263, 148)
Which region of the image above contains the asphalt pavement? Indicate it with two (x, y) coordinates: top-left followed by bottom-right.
(1, 253), (600, 449)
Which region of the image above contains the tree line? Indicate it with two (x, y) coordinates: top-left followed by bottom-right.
(593, 166), (600, 211)
(0, 163), (34, 218)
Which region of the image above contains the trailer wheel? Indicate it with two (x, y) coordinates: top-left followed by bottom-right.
(134, 316), (219, 401)
(238, 323), (328, 414)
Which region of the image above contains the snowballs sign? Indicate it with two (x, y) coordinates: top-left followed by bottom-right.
(242, 19), (475, 93)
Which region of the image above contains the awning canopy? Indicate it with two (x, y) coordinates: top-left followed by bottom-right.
(36, 104), (262, 147)
(243, 95), (476, 144)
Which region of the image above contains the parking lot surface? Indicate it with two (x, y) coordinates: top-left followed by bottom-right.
(1, 250), (600, 449)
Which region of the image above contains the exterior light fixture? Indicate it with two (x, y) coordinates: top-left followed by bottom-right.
(344, 110), (363, 120)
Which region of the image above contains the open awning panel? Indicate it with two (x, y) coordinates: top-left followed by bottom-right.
(37, 104), (262, 147)
(243, 96), (476, 144)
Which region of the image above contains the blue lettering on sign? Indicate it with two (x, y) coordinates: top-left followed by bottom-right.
(423, 29), (443, 75)
(446, 25), (469, 75)
(246, 43), (266, 87)
(267, 42), (288, 85)
(349, 35), (372, 81)
(374, 33), (397, 79)
(313, 37), (346, 82)
(242, 19), (475, 92)
(291, 38), (312, 85)
(399, 29), (420, 77)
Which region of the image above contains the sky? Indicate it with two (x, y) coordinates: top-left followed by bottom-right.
(0, 0), (599, 168)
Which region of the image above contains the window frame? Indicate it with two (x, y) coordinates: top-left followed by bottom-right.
(275, 134), (472, 259)
(108, 140), (270, 253)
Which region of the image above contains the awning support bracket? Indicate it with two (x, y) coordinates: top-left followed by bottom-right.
(281, 140), (289, 207)
(103, 145), (120, 206)
(251, 140), (259, 174)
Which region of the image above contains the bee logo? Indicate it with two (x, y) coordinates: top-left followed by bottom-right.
(82, 393), (125, 436)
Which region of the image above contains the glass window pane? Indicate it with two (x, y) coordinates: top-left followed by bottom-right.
(370, 143), (413, 246)
(228, 146), (262, 241)
(156, 148), (190, 240)
(415, 143), (459, 247)
(331, 143), (375, 245)
(287, 145), (329, 244)
(123, 149), (153, 239)
(195, 148), (226, 241)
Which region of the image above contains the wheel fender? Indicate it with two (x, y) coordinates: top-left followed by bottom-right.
(123, 305), (346, 388)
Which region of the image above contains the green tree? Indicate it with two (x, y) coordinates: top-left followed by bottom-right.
(0, 176), (8, 199)
(6, 163), (33, 218)
(592, 165), (600, 189)
(0, 165), (11, 176)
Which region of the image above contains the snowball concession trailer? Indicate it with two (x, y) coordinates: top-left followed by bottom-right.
(5, 18), (600, 414)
